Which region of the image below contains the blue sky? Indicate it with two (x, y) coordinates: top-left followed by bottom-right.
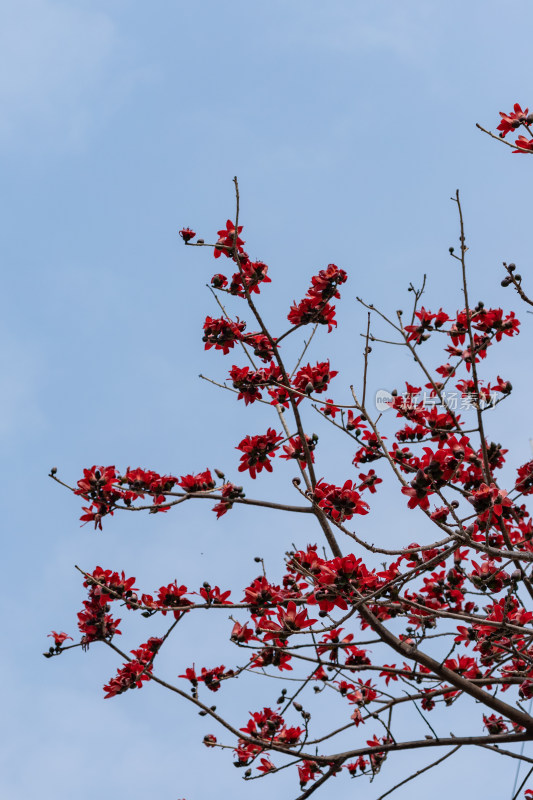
(3, 1), (533, 798)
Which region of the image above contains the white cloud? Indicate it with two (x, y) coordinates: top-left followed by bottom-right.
(0, 0), (119, 148)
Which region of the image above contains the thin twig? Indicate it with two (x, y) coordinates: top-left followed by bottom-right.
(374, 746), (460, 800)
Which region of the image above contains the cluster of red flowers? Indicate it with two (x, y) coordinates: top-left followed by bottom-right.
(312, 480), (370, 522)
(212, 482), (246, 518)
(229, 359), (337, 409)
(103, 637), (163, 698)
(203, 316), (247, 354)
(288, 263), (347, 332)
(497, 103), (533, 152)
(50, 124), (533, 797)
(180, 664), (235, 694)
(74, 466), (228, 527)
(236, 428), (283, 478)
(404, 307), (449, 343)
(77, 585), (122, 648)
(214, 259), (272, 297)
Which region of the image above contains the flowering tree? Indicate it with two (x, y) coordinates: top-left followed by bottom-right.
(46, 105), (533, 799)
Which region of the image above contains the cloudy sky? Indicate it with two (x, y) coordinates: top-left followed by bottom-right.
(3, 1), (533, 798)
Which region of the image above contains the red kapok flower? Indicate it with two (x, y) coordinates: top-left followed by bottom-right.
(497, 103), (529, 137)
(179, 227), (196, 242)
(236, 428), (283, 479)
(48, 631), (73, 646)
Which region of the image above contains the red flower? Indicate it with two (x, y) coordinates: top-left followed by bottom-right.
(401, 469), (433, 510)
(229, 365), (266, 405)
(469, 482), (513, 519)
(103, 638), (162, 699)
(243, 333), (278, 362)
(203, 316), (246, 354)
(404, 307), (449, 343)
(179, 227), (196, 242)
(298, 761), (322, 788)
(157, 582), (192, 618)
(78, 596), (121, 646)
(250, 647), (293, 671)
(230, 621), (256, 643)
(513, 136), (533, 153)
(228, 260), (271, 296)
(292, 361), (338, 399)
(516, 460), (533, 495)
(48, 631), (73, 646)
(212, 482), (245, 518)
(214, 219), (244, 258)
(179, 469), (216, 493)
(497, 103), (529, 137)
(313, 480), (369, 522)
(199, 584), (232, 605)
(288, 296), (337, 332)
(483, 714), (508, 734)
(280, 434), (318, 468)
(236, 428), (283, 478)
(75, 465), (117, 498)
(358, 470), (382, 493)
(259, 601), (317, 640)
(321, 399), (340, 417)
(211, 273), (227, 288)
(198, 664), (233, 691)
(257, 758), (275, 773)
